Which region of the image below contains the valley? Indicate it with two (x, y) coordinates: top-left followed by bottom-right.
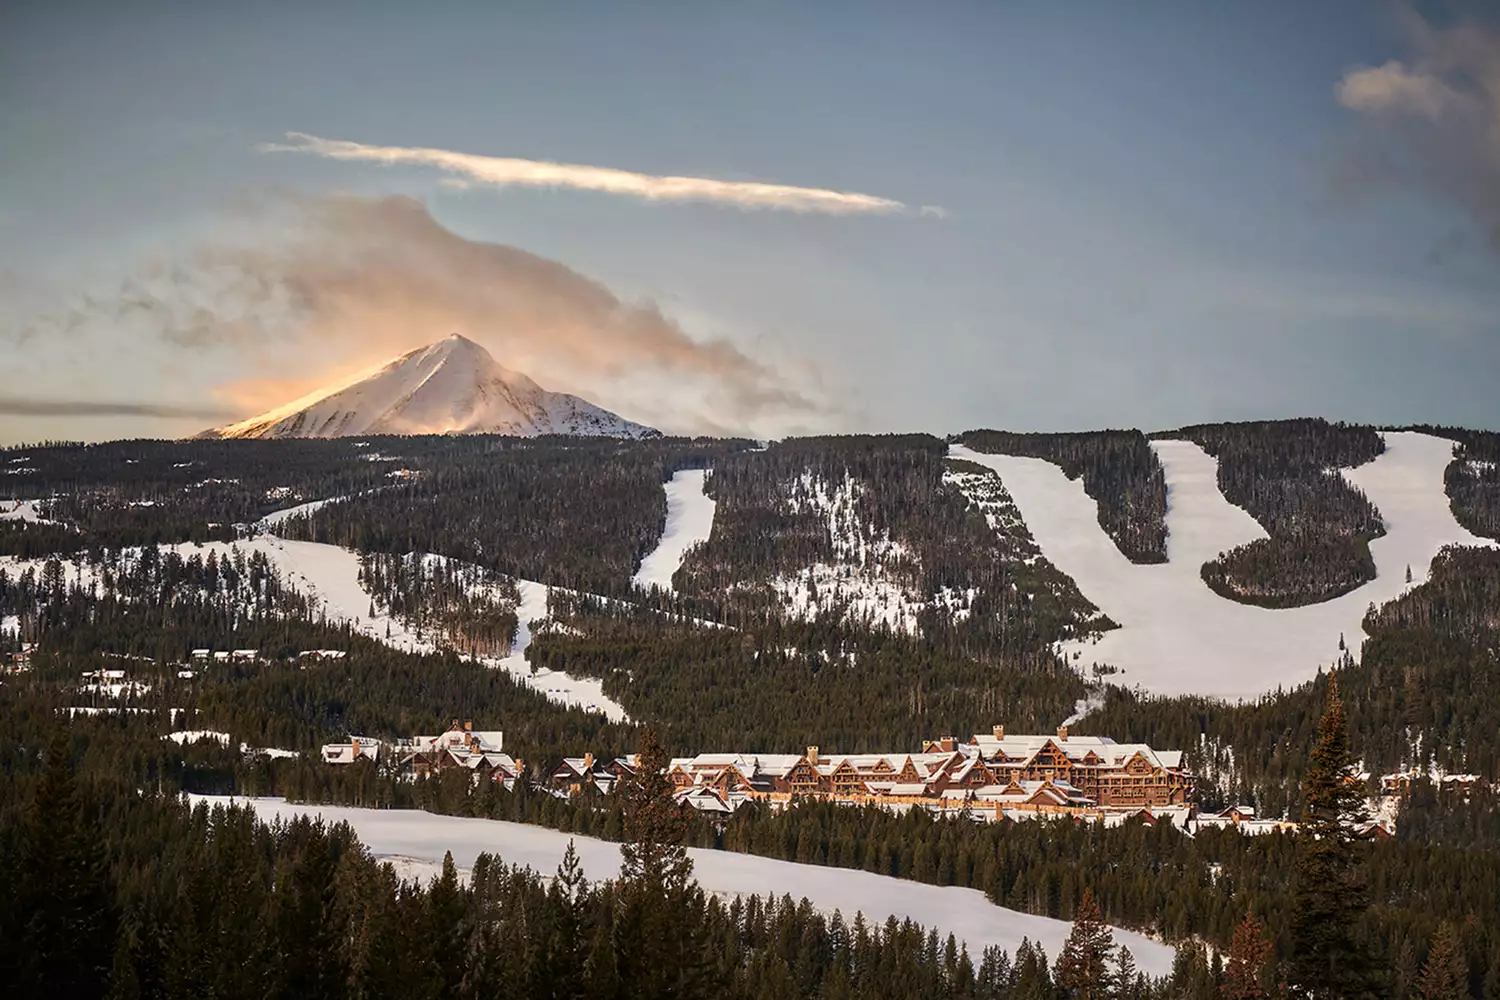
(4, 419), (1499, 991)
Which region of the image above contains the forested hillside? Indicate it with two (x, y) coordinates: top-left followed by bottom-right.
(530, 591), (1088, 750)
(957, 430), (1168, 563)
(674, 435), (1110, 644)
(0, 437), (396, 554)
(1170, 419), (1386, 608)
(281, 436), (742, 594)
(6, 427), (1500, 996)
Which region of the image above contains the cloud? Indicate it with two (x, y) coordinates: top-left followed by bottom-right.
(19, 194), (829, 436)
(0, 398), (237, 419)
(262, 132), (924, 216)
(1337, 60), (1472, 119)
(1334, 11), (1500, 251)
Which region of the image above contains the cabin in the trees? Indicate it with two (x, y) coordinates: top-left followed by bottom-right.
(551, 752), (614, 794)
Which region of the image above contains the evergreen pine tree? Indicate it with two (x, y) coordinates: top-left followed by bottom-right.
(546, 841), (589, 1000)
(1415, 923), (1467, 1000)
(1114, 945), (1140, 1000)
(269, 824), (347, 1000)
(10, 730), (118, 998)
(1055, 888), (1115, 999)
(427, 851), (469, 998)
(1222, 909), (1278, 999)
(1289, 673), (1377, 999)
(614, 729), (707, 1000)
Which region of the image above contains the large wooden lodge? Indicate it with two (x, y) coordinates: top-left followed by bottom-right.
(649, 725), (1194, 818)
(323, 719), (1194, 822)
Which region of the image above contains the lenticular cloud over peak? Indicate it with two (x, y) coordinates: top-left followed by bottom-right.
(261, 131), (922, 216)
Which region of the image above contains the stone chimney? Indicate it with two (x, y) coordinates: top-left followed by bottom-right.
(464, 719), (473, 732)
(940, 736), (956, 753)
(806, 745), (819, 765)
(1056, 725), (1069, 742)
(583, 751), (594, 770)
(452, 718), (461, 731)
(992, 725), (1005, 740)
(351, 737), (360, 756)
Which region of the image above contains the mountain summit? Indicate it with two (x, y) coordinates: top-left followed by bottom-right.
(203, 334), (658, 439)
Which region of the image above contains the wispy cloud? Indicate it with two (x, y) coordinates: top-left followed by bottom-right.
(1334, 11), (1500, 252)
(0, 398), (238, 419)
(261, 132), (925, 216)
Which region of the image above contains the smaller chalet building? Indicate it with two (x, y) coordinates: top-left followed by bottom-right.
(322, 736), (383, 765)
(551, 752), (626, 795)
(402, 721), (518, 785)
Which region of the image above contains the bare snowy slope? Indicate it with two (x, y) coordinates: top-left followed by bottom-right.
(205, 334), (657, 439)
(951, 432), (1495, 700)
(632, 469), (717, 593)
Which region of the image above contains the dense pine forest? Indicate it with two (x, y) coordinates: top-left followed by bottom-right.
(956, 430), (1169, 564)
(1170, 419), (1387, 608)
(672, 435), (1110, 643)
(281, 436), (743, 594)
(5, 426), (1500, 997)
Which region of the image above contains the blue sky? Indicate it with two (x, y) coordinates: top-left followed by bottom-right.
(3, 0), (1498, 442)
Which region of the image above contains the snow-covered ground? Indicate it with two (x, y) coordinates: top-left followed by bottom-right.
(195, 797), (1175, 974)
(632, 469), (716, 593)
(257, 496), (350, 529)
(490, 579), (630, 722)
(771, 472), (928, 633)
(165, 730), (231, 746)
(219, 537), (436, 653)
(951, 433), (1495, 699)
(244, 745), (299, 760)
(0, 498), (64, 525)
(1, 529), (633, 720)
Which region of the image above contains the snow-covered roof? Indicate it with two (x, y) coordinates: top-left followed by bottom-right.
(970, 733), (1186, 773)
(322, 736), (382, 764)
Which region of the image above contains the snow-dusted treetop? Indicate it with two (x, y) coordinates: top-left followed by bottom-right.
(203, 334), (658, 440)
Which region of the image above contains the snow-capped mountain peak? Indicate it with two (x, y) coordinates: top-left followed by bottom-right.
(203, 334), (658, 439)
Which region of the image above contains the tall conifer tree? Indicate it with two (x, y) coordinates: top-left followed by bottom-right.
(1289, 673), (1377, 999)
(1415, 922), (1467, 1000)
(1055, 888), (1115, 999)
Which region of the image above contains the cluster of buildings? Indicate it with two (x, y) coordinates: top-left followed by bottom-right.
(322, 720), (522, 787)
(324, 721), (1200, 825)
(643, 726), (1196, 822)
(311, 719), (1438, 837)
(1376, 767), (1483, 795)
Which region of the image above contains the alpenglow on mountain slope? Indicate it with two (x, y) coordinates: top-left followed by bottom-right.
(203, 334), (658, 439)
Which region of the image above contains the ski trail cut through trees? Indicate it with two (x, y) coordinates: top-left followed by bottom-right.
(632, 469), (716, 594)
(950, 433), (1495, 700)
(493, 579), (630, 722)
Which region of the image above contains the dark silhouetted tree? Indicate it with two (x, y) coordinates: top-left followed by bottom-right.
(1289, 673), (1377, 999)
(1415, 922), (1467, 1000)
